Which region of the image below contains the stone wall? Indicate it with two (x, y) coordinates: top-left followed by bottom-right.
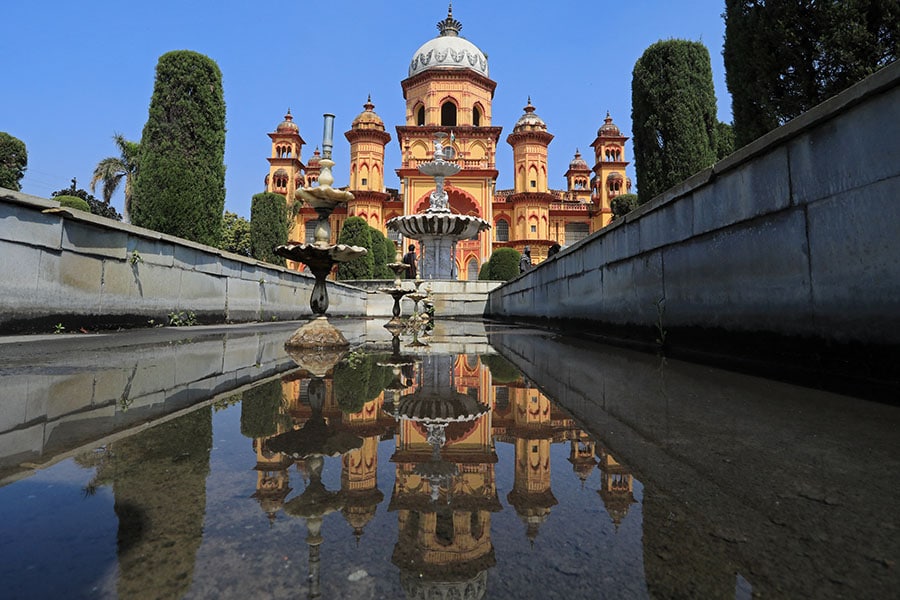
(0, 190), (367, 332)
(487, 61), (900, 345)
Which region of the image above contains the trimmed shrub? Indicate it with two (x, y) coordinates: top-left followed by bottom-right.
(250, 192), (288, 266)
(56, 195), (91, 212)
(610, 193), (639, 219)
(131, 50), (226, 246)
(336, 216), (374, 280)
(632, 40), (719, 204)
(484, 247), (521, 281)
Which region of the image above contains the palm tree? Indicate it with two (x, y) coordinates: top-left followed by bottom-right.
(90, 134), (139, 222)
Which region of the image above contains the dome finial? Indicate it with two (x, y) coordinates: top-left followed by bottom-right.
(437, 2), (462, 36)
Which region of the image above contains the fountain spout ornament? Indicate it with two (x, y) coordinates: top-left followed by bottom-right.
(386, 132), (490, 279)
(275, 114), (367, 349)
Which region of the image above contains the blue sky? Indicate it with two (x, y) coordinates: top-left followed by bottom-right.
(2, 0), (731, 219)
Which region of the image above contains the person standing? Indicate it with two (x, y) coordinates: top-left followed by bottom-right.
(403, 244), (418, 278)
(519, 246), (532, 273)
(547, 242), (561, 258)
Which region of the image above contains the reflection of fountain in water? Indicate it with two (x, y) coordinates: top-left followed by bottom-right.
(387, 132), (490, 280)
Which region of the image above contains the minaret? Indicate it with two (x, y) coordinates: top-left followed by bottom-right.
(266, 110), (307, 251)
(590, 111), (631, 228)
(505, 98), (554, 260)
(345, 96), (392, 230)
(564, 150), (592, 202)
(265, 109), (306, 201)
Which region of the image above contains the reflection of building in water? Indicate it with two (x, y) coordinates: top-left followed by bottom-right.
(251, 440), (293, 524)
(568, 430), (599, 486)
(492, 371), (578, 541)
(340, 398), (389, 541)
(239, 351), (639, 595)
(389, 354), (499, 600)
(597, 446), (636, 527)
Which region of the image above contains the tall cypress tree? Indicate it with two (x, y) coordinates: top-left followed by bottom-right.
(335, 216), (374, 280)
(724, 0), (899, 147)
(250, 192), (287, 266)
(131, 51), (226, 246)
(631, 40), (719, 204)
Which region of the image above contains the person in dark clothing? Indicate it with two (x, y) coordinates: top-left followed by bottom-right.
(402, 244), (417, 278)
(547, 242), (561, 257)
(519, 246), (532, 273)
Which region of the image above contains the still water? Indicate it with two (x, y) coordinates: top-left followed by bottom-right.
(0, 320), (897, 599)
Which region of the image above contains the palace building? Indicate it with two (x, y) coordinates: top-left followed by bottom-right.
(263, 5), (630, 279)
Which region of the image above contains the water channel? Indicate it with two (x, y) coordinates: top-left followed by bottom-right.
(0, 319), (897, 599)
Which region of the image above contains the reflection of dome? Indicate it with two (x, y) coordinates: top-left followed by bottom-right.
(351, 96), (385, 131)
(252, 483), (291, 522)
(399, 564), (489, 600)
(598, 111), (621, 136)
(513, 98), (547, 132)
(408, 6), (488, 78)
(568, 149), (589, 170)
(276, 109), (299, 133)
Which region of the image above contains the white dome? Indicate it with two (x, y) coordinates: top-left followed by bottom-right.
(408, 8), (488, 78)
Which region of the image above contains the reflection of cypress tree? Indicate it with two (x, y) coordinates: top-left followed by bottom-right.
(334, 353), (392, 414)
(95, 407), (213, 600)
(480, 354), (521, 384)
(240, 379), (286, 439)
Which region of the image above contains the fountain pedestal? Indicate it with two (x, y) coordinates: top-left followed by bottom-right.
(274, 114), (366, 349)
(387, 132), (490, 281)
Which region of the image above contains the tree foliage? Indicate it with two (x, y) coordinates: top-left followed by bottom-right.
(131, 50), (226, 246)
(715, 122), (735, 160)
(0, 132), (27, 191)
(250, 193), (287, 265)
(51, 182), (122, 220)
(91, 134), (140, 222)
(55, 195), (91, 212)
(240, 379), (286, 439)
(480, 354), (521, 384)
(369, 227), (394, 279)
(220, 211), (251, 256)
(631, 40), (719, 204)
(481, 247), (521, 281)
(724, 0), (900, 147)
(333, 352), (392, 414)
(610, 193), (640, 219)
(336, 216), (374, 280)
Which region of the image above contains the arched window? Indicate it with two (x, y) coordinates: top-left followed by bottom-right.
(441, 101), (457, 126)
(416, 105), (425, 126)
(305, 220), (317, 243)
(565, 222), (589, 246)
(495, 219), (509, 242)
(473, 105), (481, 127)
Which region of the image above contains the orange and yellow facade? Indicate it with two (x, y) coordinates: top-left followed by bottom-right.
(263, 7), (630, 278)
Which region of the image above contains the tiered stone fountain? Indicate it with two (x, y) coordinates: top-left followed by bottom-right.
(379, 243), (416, 327)
(386, 132), (490, 280)
(275, 114), (366, 349)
